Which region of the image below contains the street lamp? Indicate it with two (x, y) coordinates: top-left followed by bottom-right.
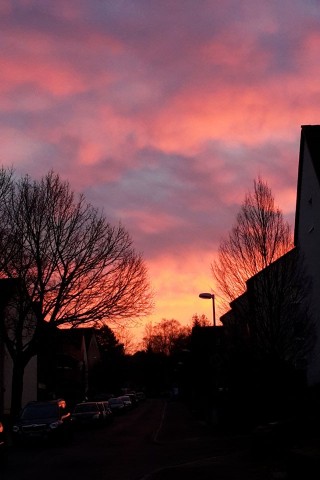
(199, 292), (216, 327)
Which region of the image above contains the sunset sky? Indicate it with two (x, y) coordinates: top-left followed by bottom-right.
(1, 1), (320, 345)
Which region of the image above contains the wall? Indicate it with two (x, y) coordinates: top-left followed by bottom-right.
(296, 138), (320, 385)
(3, 347), (37, 415)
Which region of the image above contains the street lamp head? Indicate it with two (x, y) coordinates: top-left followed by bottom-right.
(199, 292), (216, 327)
(199, 292), (214, 299)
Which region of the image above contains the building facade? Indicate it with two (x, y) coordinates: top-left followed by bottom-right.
(294, 125), (320, 385)
(220, 125), (320, 388)
(0, 279), (38, 416)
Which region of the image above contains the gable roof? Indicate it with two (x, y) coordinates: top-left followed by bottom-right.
(57, 327), (96, 350)
(294, 125), (320, 245)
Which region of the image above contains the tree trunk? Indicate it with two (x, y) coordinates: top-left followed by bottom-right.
(10, 357), (25, 419)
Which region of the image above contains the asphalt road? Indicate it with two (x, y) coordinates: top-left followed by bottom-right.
(3, 398), (205, 480)
(3, 398), (161, 480)
(2, 398), (279, 480)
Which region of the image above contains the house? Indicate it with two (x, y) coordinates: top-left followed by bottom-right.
(0, 276), (102, 414)
(0, 278), (38, 417)
(220, 292), (250, 344)
(294, 125), (320, 385)
(190, 325), (227, 424)
(220, 124), (320, 388)
(38, 327), (101, 404)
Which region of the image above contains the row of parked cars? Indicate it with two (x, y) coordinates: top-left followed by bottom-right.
(5, 391), (146, 447)
(71, 392), (146, 427)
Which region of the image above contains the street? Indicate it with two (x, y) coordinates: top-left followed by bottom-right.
(3, 398), (160, 480)
(3, 398), (273, 480)
(2, 398), (207, 480)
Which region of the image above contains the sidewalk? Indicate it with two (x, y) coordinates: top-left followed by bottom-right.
(148, 399), (320, 480)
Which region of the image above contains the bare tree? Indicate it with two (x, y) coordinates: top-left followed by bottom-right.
(142, 319), (190, 356)
(0, 170), (153, 415)
(212, 177), (313, 399)
(113, 324), (138, 355)
(212, 177), (293, 305)
(192, 314), (210, 328)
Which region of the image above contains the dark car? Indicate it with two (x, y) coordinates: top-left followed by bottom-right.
(71, 402), (105, 428)
(127, 393), (138, 406)
(136, 391), (146, 402)
(101, 402), (114, 424)
(12, 399), (72, 444)
(0, 420), (8, 467)
(118, 395), (133, 410)
(107, 397), (126, 414)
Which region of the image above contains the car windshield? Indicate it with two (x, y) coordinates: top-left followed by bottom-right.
(21, 404), (58, 420)
(108, 398), (122, 405)
(74, 403), (98, 413)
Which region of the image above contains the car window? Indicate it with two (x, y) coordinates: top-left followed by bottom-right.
(21, 404), (58, 420)
(74, 403), (98, 413)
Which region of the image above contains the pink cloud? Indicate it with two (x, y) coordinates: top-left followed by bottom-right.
(1, 0), (319, 339)
(117, 209), (186, 235)
(1, 57), (86, 97)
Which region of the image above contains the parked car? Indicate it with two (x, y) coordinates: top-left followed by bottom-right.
(119, 395), (133, 410)
(136, 391), (146, 402)
(0, 420), (8, 467)
(127, 393), (138, 407)
(71, 402), (105, 427)
(91, 393), (114, 402)
(101, 402), (114, 424)
(12, 399), (72, 444)
(107, 397), (126, 414)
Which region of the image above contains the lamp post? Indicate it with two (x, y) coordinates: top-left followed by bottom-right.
(199, 292), (216, 327)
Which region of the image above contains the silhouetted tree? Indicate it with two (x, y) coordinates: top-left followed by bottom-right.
(91, 325), (126, 394)
(212, 178), (313, 420)
(212, 177), (293, 306)
(0, 169), (153, 416)
(192, 314), (210, 328)
(95, 325), (125, 357)
(129, 350), (170, 397)
(142, 319), (190, 356)
(113, 324), (138, 355)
